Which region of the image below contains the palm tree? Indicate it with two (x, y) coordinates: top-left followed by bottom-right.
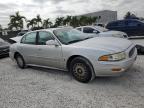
(27, 19), (37, 29)
(79, 16), (89, 26)
(124, 12), (131, 19)
(55, 17), (64, 27)
(43, 18), (53, 28)
(91, 16), (97, 25)
(8, 11), (26, 30)
(35, 15), (42, 27)
(124, 12), (139, 19)
(63, 16), (72, 26)
(70, 16), (79, 27)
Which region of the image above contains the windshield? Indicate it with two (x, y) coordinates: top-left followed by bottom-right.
(53, 28), (93, 45)
(94, 26), (108, 32)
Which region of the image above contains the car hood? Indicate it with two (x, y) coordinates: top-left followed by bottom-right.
(100, 30), (125, 35)
(69, 37), (132, 52)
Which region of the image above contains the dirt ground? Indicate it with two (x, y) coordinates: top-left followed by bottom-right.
(0, 56), (144, 108)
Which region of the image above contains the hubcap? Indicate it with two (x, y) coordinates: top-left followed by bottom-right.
(73, 63), (87, 78)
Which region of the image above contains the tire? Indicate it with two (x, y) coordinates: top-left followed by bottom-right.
(136, 45), (144, 55)
(70, 57), (93, 83)
(15, 54), (25, 69)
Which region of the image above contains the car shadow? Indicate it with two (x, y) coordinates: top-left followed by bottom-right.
(26, 64), (140, 86)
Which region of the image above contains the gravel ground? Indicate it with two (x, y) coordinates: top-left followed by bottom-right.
(0, 56), (144, 108)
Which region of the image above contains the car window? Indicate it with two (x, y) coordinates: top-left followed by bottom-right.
(21, 32), (36, 44)
(83, 27), (95, 33)
(38, 31), (54, 45)
(77, 28), (82, 31)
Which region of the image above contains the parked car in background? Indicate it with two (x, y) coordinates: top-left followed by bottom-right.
(0, 38), (10, 57)
(10, 28), (137, 83)
(76, 26), (128, 38)
(93, 23), (105, 27)
(9, 31), (28, 44)
(106, 19), (144, 37)
(9, 36), (23, 44)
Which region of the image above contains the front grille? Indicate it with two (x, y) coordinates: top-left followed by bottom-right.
(129, 47), (135, 58)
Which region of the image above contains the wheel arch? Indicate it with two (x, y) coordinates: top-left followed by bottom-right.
(66, 55), (96, 80)
(14, 52), (23, 59)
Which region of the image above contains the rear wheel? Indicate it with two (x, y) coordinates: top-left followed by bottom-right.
(15, 54), (25, 69)
(70, 57), (93, 83)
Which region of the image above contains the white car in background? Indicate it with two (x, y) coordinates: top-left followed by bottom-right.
(10, 28), (137, 83)
(9, 31), (28, 44)
(76, 26), (128, 38)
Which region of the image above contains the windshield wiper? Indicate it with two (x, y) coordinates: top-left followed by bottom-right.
(82, 37), (93, 40)
(67, 36), (93, 44)
(67, 39), (83, 44)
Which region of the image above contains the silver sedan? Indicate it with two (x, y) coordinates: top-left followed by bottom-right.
(9, 28), (137, 83)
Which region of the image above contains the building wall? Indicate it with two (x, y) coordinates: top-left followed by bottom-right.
(79, 10), (117, 24)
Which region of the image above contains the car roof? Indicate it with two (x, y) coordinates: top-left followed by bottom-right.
(76, 25), (106, 30)
(76, 26), (94, 28)
(108, 19), (142, 23)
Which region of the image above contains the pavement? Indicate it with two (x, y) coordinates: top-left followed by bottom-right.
(0, 56), (144, 108)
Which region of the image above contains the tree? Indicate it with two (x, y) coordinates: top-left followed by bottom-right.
(8, 11), (26, 30)
(54, 17), (64, 27)
(43, 18), (53, 28)
(70, 16), (79, 27)
(124, 11), (139, 19)
(27, 19), (37, 29)
(63, 16), (72, 26)
(35, 15), (42, 27)
(92, 16), (97, 24)
(79, 16), (88, 26)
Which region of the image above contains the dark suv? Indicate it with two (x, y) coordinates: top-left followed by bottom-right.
(106, 19), (144, 37)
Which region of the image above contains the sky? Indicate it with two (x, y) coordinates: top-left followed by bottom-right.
(0, 0), (144, 28)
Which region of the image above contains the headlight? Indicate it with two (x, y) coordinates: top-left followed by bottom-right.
(99, 52), (126, 61)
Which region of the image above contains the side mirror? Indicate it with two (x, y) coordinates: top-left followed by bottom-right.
(93, 30), (99, 34)
(46, 40), (59, 46)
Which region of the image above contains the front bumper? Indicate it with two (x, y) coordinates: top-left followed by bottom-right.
(94, 45), (137, 76)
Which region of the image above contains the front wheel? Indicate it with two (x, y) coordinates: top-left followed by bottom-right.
(70, 57), (93, 83)
(15, 54), (25, 69)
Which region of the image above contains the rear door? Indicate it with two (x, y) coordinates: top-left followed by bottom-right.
(18, 32), (39, 64)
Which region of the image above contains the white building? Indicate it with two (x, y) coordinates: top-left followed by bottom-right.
(79, 10), (117, 25)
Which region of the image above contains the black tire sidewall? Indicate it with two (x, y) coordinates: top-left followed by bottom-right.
(16, 54), (25, 69)
(70, 57), (92, 83)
